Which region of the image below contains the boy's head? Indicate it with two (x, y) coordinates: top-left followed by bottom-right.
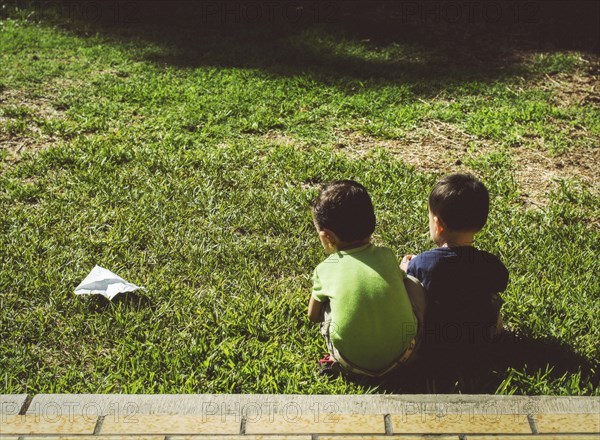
(428, 174), (489, 241)
(312, 180), (376, 251)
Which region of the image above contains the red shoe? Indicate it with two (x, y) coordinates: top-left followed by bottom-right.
(318, 354), (338, 376)
(319, 354), (335, 364)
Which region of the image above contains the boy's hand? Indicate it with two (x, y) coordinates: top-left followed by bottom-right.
(400, 254), (415, 272)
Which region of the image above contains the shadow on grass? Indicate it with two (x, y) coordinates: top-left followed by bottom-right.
(8, 1), (600, 87)
(348, 330), (599, 394)
(86, 290), (154, 314)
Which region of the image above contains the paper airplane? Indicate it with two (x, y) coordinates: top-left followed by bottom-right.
(74, 265), (145, 300)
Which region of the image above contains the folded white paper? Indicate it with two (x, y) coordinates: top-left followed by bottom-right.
(74, 265), (145, 300)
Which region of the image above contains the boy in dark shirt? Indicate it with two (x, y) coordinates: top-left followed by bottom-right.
(400, 174), (509, 349)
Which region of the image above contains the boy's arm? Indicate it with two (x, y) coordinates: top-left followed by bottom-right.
(309, 267), (327, 323)
(308, 296), (325, 323)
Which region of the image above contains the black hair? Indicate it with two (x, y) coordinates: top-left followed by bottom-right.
(428, 174), (489, 231)
(312, 180), (376, 242)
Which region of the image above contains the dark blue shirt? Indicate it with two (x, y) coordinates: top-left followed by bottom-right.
(407, 246), (509, 345)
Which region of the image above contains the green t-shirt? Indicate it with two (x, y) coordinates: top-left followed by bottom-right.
(312, 243), (417, 371)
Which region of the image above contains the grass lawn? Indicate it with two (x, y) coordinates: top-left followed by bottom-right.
(1, 2), (598, 395)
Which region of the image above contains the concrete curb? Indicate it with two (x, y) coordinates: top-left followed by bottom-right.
(0, 394), (28, 415)
(2, 394), (599, 438)
(2, 394), (598, 417)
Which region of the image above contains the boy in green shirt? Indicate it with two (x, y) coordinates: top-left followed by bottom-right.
(308, 180), (422, 376)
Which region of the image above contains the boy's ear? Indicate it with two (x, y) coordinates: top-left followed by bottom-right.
(433, 215), (445, 234)
(320, 229), (337, 246)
